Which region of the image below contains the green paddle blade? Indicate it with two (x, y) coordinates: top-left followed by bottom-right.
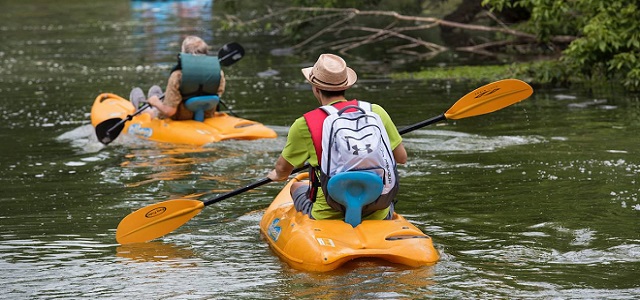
(116, 199), (205, 244)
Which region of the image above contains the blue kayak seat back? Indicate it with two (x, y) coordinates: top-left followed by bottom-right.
(184, 95), (219, 121)
(326, 171), (384, 227)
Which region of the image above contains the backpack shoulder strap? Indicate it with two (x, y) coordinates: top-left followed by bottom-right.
(303, 108), (329, 203)
(303, 108), (327, 164)
(303, 99), (360, 163)
(320, 105), (339, 115)
(357, 100), (372, 111)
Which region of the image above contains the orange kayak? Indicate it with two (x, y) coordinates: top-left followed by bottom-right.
(260, 173), (439, 272)
(90, 93), (277, 146)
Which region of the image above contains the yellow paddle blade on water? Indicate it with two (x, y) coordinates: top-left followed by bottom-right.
(116, 199), (205, 245)
(445, 79), (533, 120)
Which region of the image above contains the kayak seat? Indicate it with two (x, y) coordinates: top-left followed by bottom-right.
(184, 95), (219, 121)
(326, 171), (384, 227)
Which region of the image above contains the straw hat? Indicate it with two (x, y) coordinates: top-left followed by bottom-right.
(301, 54), (357, 91)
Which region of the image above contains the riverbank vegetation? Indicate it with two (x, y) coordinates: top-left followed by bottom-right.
(485, 0), (640, 92)
(219, 0), (640, 92)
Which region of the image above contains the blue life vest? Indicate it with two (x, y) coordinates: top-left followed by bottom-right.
(173, 53), (221, 121)
(177, 53), (221, 98)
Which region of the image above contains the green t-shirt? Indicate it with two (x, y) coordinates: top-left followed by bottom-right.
(281, 100), (403, 220)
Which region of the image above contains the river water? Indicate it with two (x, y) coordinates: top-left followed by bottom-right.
(1, 1), (639, 299)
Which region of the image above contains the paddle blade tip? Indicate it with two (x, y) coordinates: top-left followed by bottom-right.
(95, 118), (125, 145)
(115, 199), (205, 245)
(444, 79), (533, 120)
(218, 42), (245, 66)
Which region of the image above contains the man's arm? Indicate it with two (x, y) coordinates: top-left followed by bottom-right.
(148, 71), (182, 118)
(267, 155), (295, 181)
(148, 96), (177, 117)
(393, 143), (407, 164)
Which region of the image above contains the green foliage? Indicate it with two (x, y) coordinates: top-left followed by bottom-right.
(510, 61), (574, 86)
(482, 0), (585, 39)
(483, 0), (640, 91)
(391, 64), (523, 84)
(562, 1), (640, 91)
(391, 60), (614, 90)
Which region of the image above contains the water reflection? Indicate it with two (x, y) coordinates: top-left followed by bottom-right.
(285, 261), (437, 299)
(124, 169), (194, 188)
(130, 0), (215, 59)
(0, 236), (115, 264)
(116, 241), (200, 264)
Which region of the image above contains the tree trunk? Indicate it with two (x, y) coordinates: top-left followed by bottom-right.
(440, 0), (484, 47)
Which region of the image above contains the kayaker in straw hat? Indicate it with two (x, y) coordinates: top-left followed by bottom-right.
(130, 35), (226, 120)
(267, 53), (407, 221)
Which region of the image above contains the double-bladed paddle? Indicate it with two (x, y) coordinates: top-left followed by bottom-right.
(95, 42), (245, 145)
(115, 78), (533, 244)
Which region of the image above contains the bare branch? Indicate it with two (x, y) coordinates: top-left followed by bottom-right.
(292, 12), (357, 50)
(226, 6), (577, 59)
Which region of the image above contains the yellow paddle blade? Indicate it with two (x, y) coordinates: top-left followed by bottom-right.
(116, 199), (205, 245)
(444, 79), (533, 120)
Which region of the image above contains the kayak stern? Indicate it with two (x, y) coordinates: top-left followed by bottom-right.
(260, 173), (439, 272)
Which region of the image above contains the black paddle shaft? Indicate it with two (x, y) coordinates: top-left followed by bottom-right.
(106, 103), (151, 134)
(202, 165), (308, 207)
(399, 113), (446, 135)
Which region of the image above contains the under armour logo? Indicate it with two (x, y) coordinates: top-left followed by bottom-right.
(352, 144), (373, 155)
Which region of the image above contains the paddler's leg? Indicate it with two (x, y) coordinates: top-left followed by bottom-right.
(129, 86), (160, 118)
(145, 86), (164, 118)
(291, 182), (313, 218)
(129, 87), (146, 109)
(148, 85), (163, 100)
(385, 202), (395, 220)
